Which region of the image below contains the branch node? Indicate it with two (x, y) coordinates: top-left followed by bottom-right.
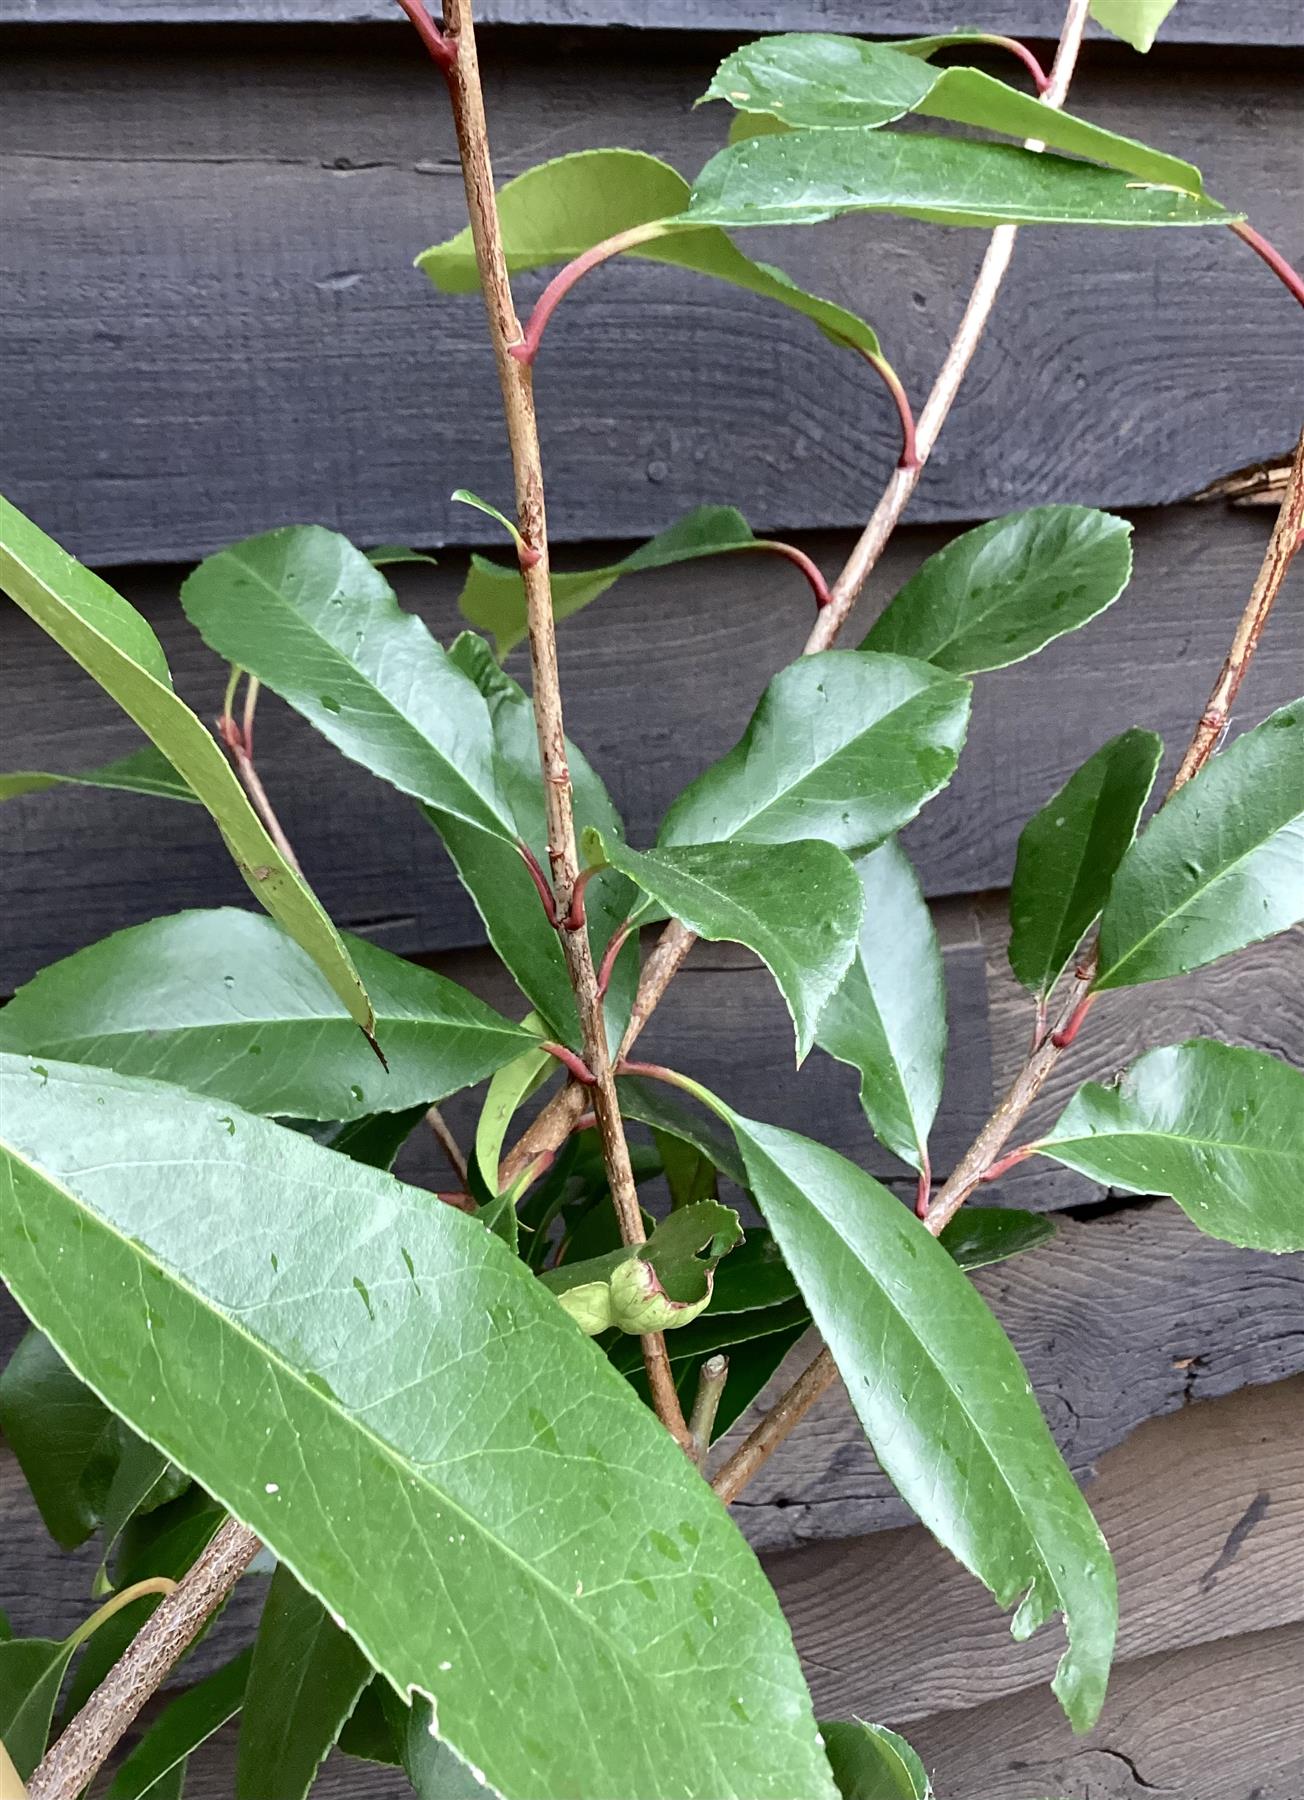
(540, 1042), (599, 1086)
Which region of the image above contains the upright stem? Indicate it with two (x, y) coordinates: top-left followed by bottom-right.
(27, 1520), (259, 1800)
(431, 0), (690, 1451)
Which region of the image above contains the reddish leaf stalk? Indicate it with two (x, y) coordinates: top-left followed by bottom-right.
(1229, 220), (1304, 313)
(595, 920), (631, 999)
(394, 0), (457, 71)
(516, 838), (562, 925)
(217, 704), (302, 877)
(1050, 988), (1097, 1049)
(972, 33), (1052, 92)
(540, 1041), (598, 1086)
(979, 1143), (1036, 1183)
(862, 350), (921, 470)
(749, 540), (833, 610)
(914, 1148), (932, 1220)
(511, 222), (672, 365)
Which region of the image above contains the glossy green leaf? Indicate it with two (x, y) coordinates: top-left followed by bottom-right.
(405, 1702), (499, 1800)
(0, 1056), (833, 1800)
(617, 1075), (750, 1191)
(0, 1634), (77, 1779)
(1091, 0), (1181, 52)
(686, 130), (1232, 231)
(660, 653), (970, 858)
(703, 34), (1201, 191)
(821, 1719), (932, 1799)
(419, 147), (881, 355)
(107, 1650), (251, 1800)
(611, 1303), (810, 1441)
(451, 487), (530, 558)
(1009, 729), (1163, 999)
(1096, 701), (1304, 989)
(862, 508), (1134, 675)
(0, 745), (195, 805)
(0, 498), (373, 1035)
(92, 1432), (180, 1598)
(816, 840), (946, 1174)
(0, 908), (536, 1122)
(338, 1679), (405, 1766)
(180, 525), (507, 834)
(1040, 1041), (1304, 1252)
(474, 1023), (555, 1194)
(938, 1208), (1057, 1272)
(326, 1105), (429, 1171)
(459, 505), (758, 658)
(588, 830), (864, 1062)
(0, 1329), (120, 1549)
(367, 544), (438, 567)
(441, 634), (639, 1046)
(236, 1569), (369, 1800)
(539, 1200), (742, 1304)
(682, 1087), (1116, 1730)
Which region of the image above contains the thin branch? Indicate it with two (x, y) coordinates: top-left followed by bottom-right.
(425, 1103), (469, 1184)
(712, 1347), (837, 1505)
(27, 1520), (259, 1800)
(217, 704), (302, 876)
(424, 0), (691, 1452)
(688, 1354), (729, 1467)
(1228, 220), (1304, 314)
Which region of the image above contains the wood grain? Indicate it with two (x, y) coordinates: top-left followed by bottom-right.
(2, 505), (1299, 991)
(1, 32), (1300, 562)
(902, 1623), (1304, 1799)
(768, 1373), (1304, 1724)
(714, 1203), (1304, 1551)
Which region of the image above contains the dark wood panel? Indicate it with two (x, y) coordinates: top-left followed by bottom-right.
(3, 3), (1299, 46)
(901, 1623), (1304, 1799)
(768, 1375), (1304, 1725)
(1, 31), (1300, 562)
(716, 1204), (1304, 1551)
(2, 504), (1299, 990)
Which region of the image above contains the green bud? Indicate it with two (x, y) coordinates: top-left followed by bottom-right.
(555, 1280), (614, 1337)
(609, 1257), (712, 1334)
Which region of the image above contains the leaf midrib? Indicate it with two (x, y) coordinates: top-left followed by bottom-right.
(1049, 1123), (1293, 1163)
(0, 1136), (687, 1704)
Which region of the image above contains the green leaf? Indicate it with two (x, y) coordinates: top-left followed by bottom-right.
(1090, 0), (1181, 52)
(938, 1207), (1057, 1272)
(1009, 729), (1164, 999)
(367, 544), (438, 567)
(616, 1074), (750, 1191)
(451, 487), (531, 559)
(0, 498), (374, 1036)
(861, 507), (1134, 675)
(338, 1679), (404, 1766)
(459, 506), (758, 658)
(815, 840), (946, 1174)
(0, 745), (196, 805)
(686, 130), (1232, 231)
(1095, 701), (1304, 990)
(588, 830), (864, 1062)
(0, 1635), (77, 1779)
(180, 525), (507, 835)
(821, 1719), (932, 1799)
(405, 1702), (499, 1800)
(653, 1126), (718, 1210)
(0, 1056), (834, 1800)
(0, 1329), (120, 1549)
(92, 1432), (180, 1598)
(441, 634), (638, 1046)
(1039, 1041), (1304, 1252)
(687, 1090), (1116, 1731)
(474, 1027), (555, 1194)
(107, 1650), (251, 1800)
(660, 653), (971, 857)
(418, 147), (881, 355)
(236, 1569), (370, 1800)
(326, 1105), (429, 1171)
(703, 34), (1201, 190)
(539, 1200), (743, 1306)
(0, 908), (537, 1122)
(609, 1300), (810, 1438)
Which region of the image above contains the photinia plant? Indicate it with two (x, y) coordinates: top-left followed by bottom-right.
(1, 0), (1301, 1795)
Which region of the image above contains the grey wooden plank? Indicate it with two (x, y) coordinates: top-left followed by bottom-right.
(714, 1204), (1304, 1551)
(2, 503), (1300, 989)
(1, 31), (1300, 562)
(766, 1374), (1304, 1725)
(900, 1623), (1304, 1799)
(2, 3), (1299, 46)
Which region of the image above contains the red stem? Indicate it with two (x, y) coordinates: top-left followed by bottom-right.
(979, 1143), (1037, 1183)
(914, 1148), (933, 1219)
(595, 921), (631, 999)
(511, 223), (671, 366)
(516, 839), (561, 926)
(750, 540), (833, 610)
(1051, 988), (1097, 1049)
(974, 34), (1051, 93)
(564, 864), (600, 932)
(540, 1042), (599, 1086)
(1228, 220), (1304, 313)
(394, 0), (458, 73)
(862, 351), (920, 470)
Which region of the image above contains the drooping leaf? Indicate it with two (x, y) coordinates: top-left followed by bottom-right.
(367, 544), (438, 567)
(1091, 0), (1182, 53)
(1040, 1041), (1304, 1252)
(419, 147), (881, 355)
(405, 1702), (500, 1800)
(106, 1650), (251, 1800)
(0, 745), (195, 805)
(820, 1719), (932, 1799)
(704, 34), (1201, 190)
(587, 830), (864, 1062)
(685, 130), (1233, 231)
(236, 1569), (370, 1800)
(617, 1074), (750, 1191)
(1095, 701), (1304, 989)
(0, 1329), (120, 1549)
(938, 1207), (1057, 1272)
(671, 1081), (1116, 1731)
(458, 506), (758, 658)
(1008, 729), (1164, 999)
(654, 1128), (718, 1210)
(92, 1431), (182, 1597)
(179, 525), (507, 835)
(0, 908), (537, 1122)
(451, 487), (531, 557)
(816, 840), (946, 1174)
(0, 1634), (78, 1779)
(0, 1056), (834, 1800)
(474, 1027), (555, 1197)
(659, 653), (970, 858)
(861, 508), (1134, 675)
(437, 636), (639, 1047)
(0, 498), (374, 1034)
